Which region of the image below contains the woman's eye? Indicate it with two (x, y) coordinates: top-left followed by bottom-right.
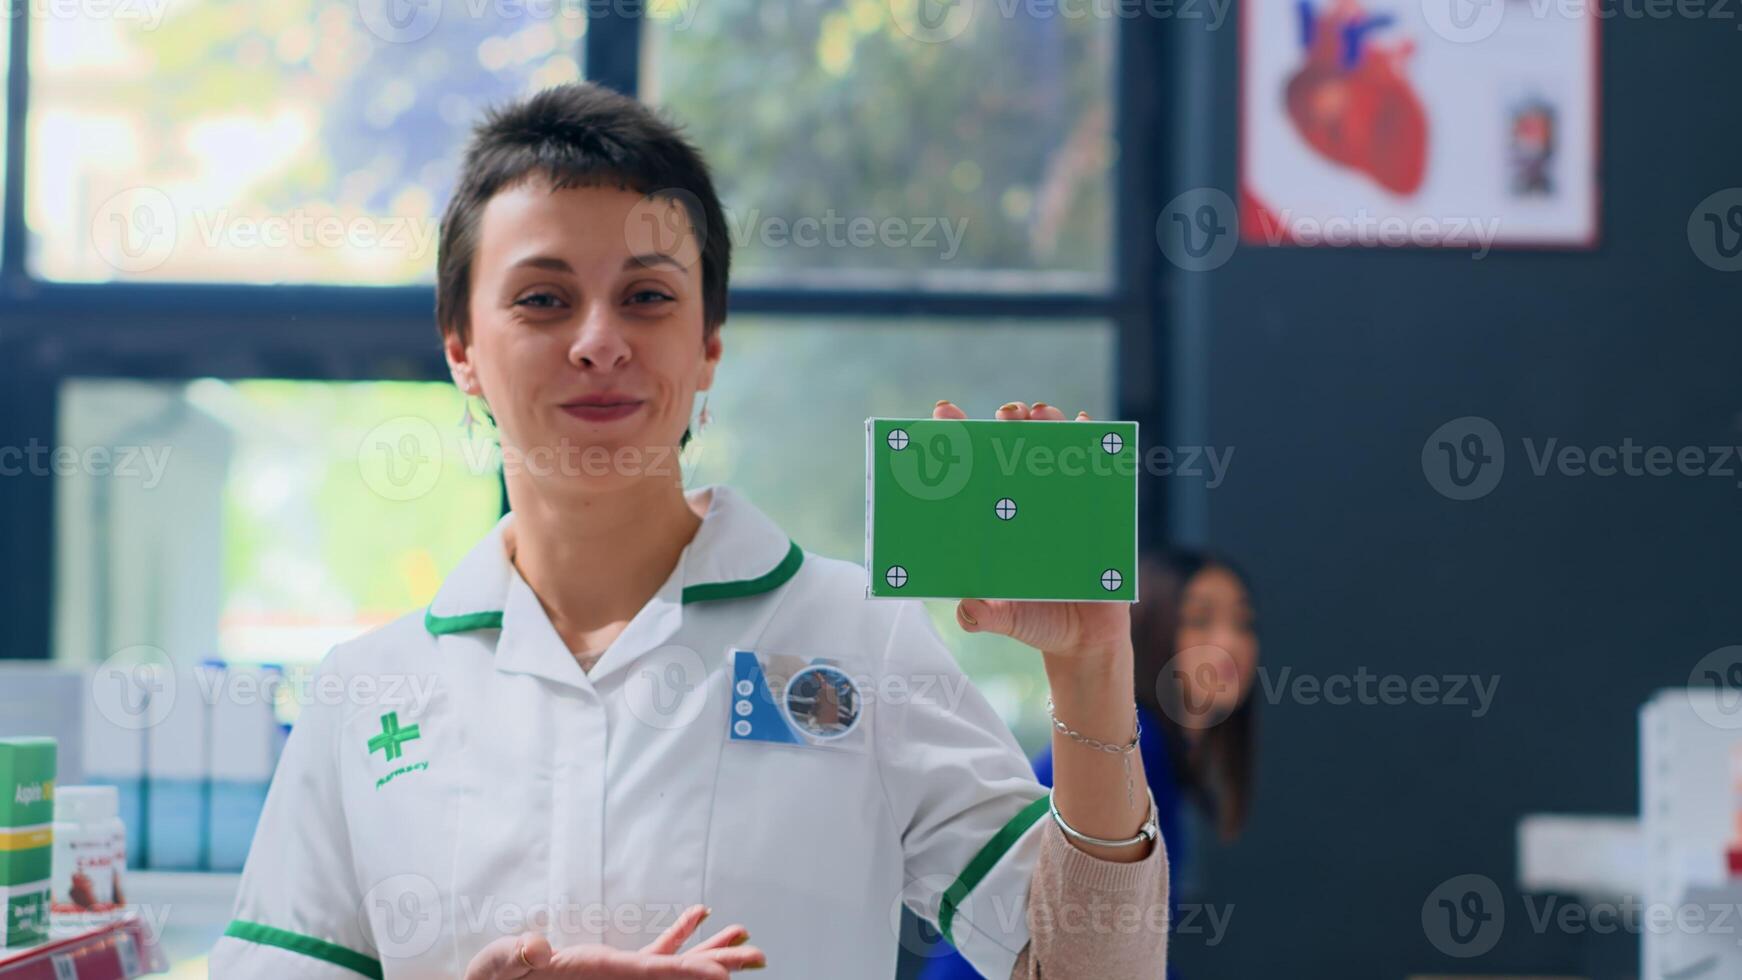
(514, 292), (563, 309)
(628, 289), (675, 305)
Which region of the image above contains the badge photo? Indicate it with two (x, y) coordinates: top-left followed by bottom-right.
(782, 664), (862, 740)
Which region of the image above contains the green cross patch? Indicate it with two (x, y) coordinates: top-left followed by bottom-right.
(367, 711), (421, 762)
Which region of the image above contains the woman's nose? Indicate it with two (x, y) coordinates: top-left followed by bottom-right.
(568, 306), (632, 369)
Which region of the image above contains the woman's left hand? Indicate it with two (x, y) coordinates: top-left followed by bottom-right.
(932, 399), (1133, 661)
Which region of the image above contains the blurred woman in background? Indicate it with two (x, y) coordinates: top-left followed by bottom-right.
(919, 550), (1261, 979)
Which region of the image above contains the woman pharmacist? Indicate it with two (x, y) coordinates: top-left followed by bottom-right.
(210, 83), (1168, 980)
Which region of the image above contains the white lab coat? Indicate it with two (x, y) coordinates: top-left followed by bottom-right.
(210, 484), (1048, 979)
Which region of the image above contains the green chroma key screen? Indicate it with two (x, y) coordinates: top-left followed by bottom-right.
(865, 418), (1139, 602)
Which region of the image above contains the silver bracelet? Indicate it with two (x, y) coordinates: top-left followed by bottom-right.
(1048, 786), (1160, 850)
(1046, 696), (1141, 808)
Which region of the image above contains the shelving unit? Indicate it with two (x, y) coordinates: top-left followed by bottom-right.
(0, 917), (166, 980)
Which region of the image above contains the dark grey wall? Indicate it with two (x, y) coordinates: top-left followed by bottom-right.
(1164, 10), (1742, 978)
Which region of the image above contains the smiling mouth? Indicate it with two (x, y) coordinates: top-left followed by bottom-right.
(559, 400), (644, 422)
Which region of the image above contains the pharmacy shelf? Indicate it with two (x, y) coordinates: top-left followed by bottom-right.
(1517, 812), (1643, 901)
(0, 917), (167, 980)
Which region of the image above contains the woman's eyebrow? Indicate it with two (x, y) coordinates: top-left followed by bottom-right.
(504, 252), (687, 275)
(509, 254), (574, 274)
(623, 253), (688, 273)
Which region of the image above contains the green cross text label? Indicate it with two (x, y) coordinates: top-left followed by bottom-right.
(368, 711), (421, 762)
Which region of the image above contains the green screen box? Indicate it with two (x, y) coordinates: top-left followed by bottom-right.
(866, 418), (1138, 602)
(1, 737), (55, 949)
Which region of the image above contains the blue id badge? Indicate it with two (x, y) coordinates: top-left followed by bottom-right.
(727, 649), (864, 746)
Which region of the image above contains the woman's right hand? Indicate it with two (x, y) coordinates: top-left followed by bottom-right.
(463, 904), (765, 979)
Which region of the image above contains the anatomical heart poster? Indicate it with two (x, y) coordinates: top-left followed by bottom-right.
(1240, 0), (1599, 249)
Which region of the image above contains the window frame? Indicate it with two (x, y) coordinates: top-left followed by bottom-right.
(0, 4), (1173, 661)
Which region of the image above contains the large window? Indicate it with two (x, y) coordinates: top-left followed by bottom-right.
(27, 1), (583, 283)
(644, 0), (1114, 288)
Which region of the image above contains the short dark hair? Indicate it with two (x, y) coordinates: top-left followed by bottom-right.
(435, 82), (731, 345)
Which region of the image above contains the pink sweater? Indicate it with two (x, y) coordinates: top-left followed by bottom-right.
(1010, 817), (1171, 978)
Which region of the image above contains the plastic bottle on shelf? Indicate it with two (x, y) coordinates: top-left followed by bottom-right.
(49, 785), (127, 938)
(1728, 742), (1742, 878)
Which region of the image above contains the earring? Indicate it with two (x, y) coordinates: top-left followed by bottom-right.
(458, 395), (493, 435)
(697, 394), (712, 435)
(457, 396), (479, 436)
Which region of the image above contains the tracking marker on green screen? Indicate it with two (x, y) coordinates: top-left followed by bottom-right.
(865, 418), (1139, 602)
